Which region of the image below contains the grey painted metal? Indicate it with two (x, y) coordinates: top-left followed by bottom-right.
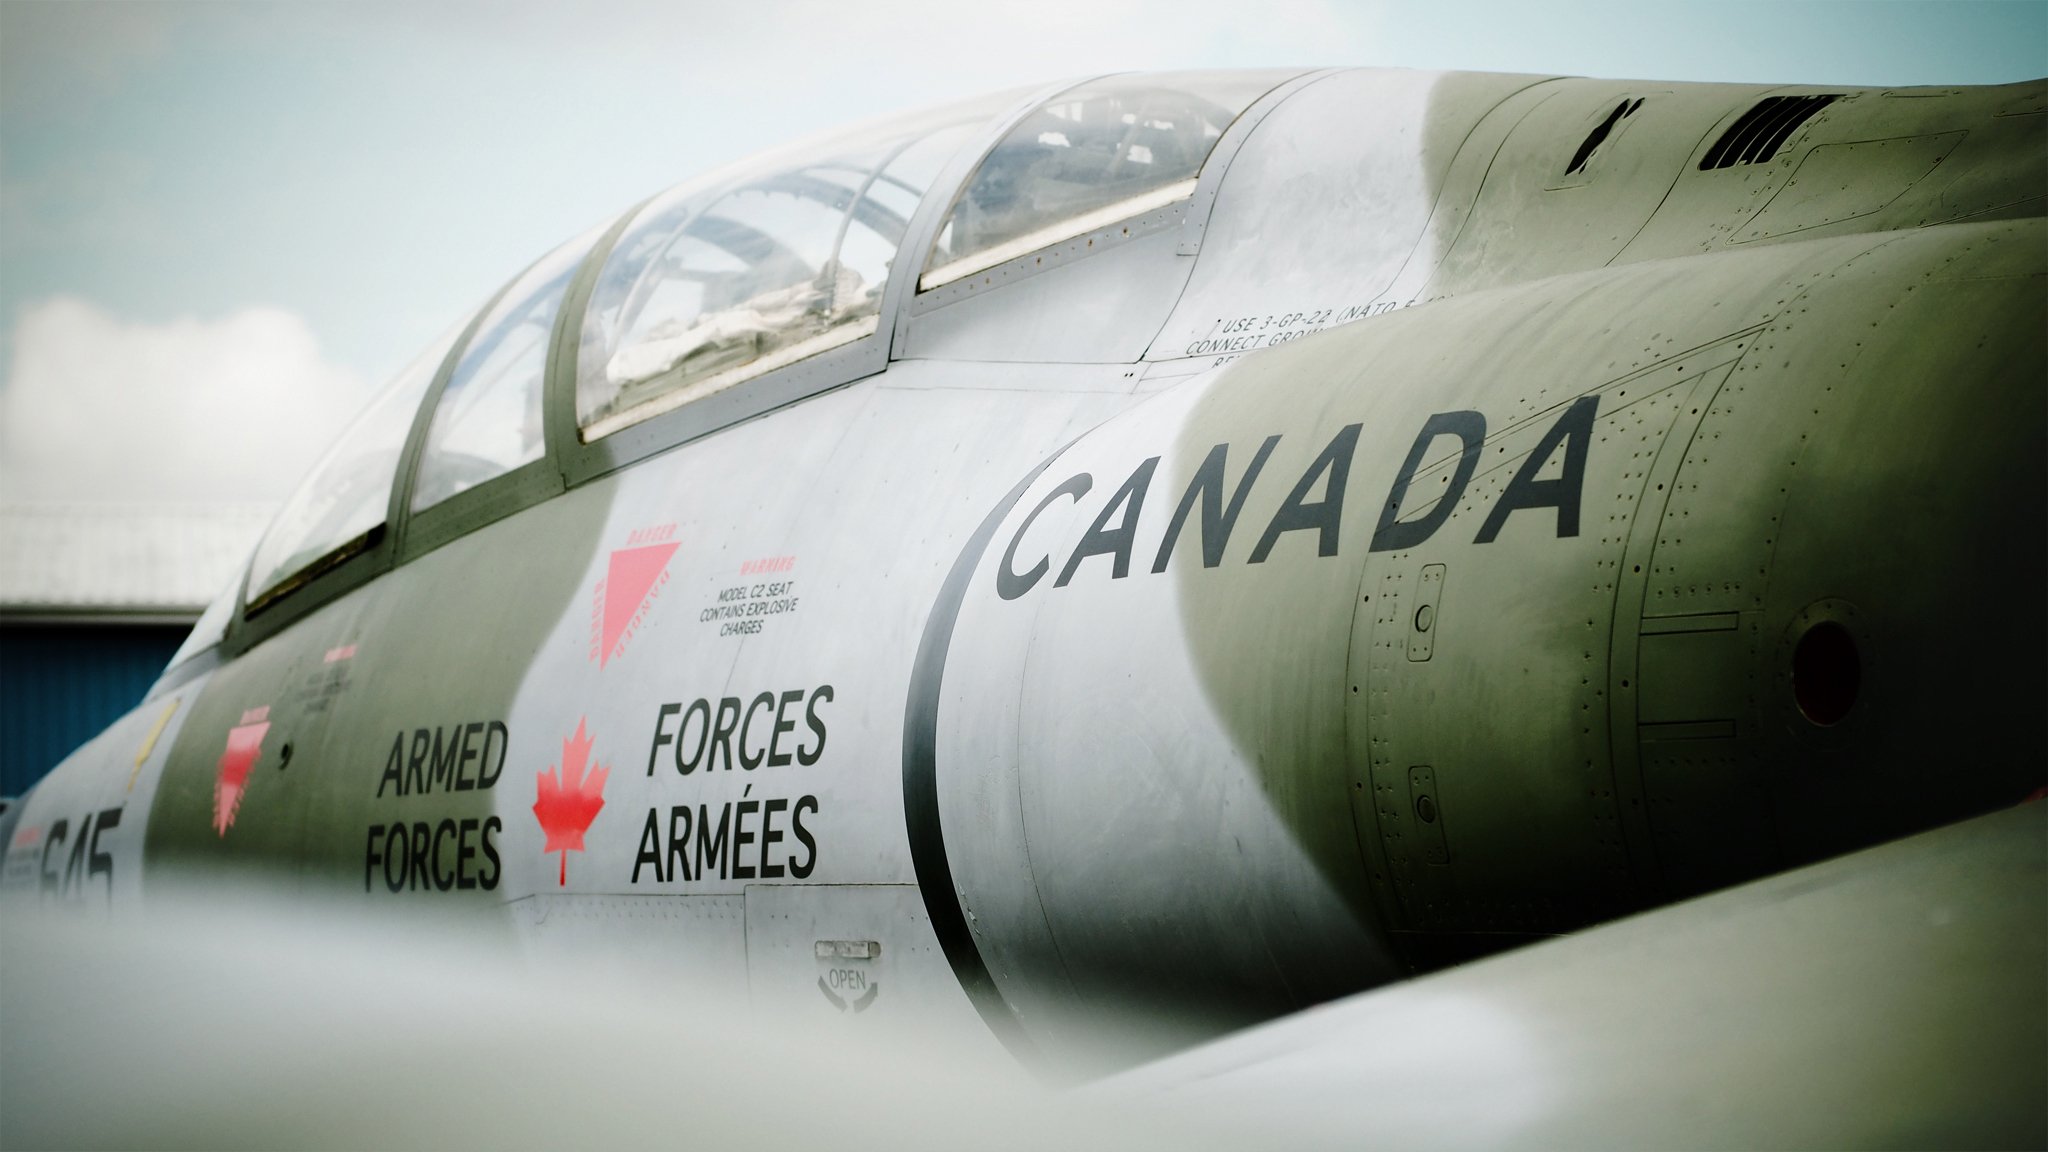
(898, 210), (1192, 363)
(1144, 69), (1558, 363)
(744, 883), (992, 1040)
(1174, 69), (1338, 257)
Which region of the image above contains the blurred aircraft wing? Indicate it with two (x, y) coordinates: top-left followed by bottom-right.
(1104, 801), (2047, 1149)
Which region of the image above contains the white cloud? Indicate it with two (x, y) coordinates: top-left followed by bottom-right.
(0, 298), (372, 504)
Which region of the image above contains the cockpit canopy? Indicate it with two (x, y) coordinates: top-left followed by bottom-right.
(211, 70), (1301, 656)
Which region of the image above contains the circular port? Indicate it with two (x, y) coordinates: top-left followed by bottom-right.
(1793, 621), (1860, 726)
(1414, 794), (1438, 824)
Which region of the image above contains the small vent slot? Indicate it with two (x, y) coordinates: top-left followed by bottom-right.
(1699, 94), (1840, 170)
(1565, 97), (1644, 176)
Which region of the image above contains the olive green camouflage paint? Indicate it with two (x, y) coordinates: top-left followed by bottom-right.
(146, 484), (612, 896)
(1172, 217), (2042, 957)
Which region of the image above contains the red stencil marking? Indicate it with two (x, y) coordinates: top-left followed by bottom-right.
(214, 719), (271, 836)
(599, 542), (678, 667)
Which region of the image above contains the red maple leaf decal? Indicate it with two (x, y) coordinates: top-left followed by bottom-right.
(533, 717), (608, 886)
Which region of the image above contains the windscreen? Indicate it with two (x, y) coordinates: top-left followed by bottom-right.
(245, 324), (462, 607)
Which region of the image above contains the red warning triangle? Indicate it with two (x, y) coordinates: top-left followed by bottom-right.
(214, 719), (269, 836)
(601, 542), (679, 666)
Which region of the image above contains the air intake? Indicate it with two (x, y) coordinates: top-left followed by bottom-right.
(1699, 94), (1840, 170)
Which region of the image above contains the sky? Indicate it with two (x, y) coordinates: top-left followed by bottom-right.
(1, 0), (2042, 505)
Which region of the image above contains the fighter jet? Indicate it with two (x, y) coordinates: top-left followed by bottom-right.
(3, 67), (2042, 1143)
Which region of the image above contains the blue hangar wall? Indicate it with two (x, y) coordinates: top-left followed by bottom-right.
(0, 623), (185, 798)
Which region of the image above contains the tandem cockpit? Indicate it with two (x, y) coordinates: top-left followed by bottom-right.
(152, 70), (1304, 688)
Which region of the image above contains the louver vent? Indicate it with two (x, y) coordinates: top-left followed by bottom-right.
(1565, 97), (1644, 177)
(1699, 94), (1840, 170)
